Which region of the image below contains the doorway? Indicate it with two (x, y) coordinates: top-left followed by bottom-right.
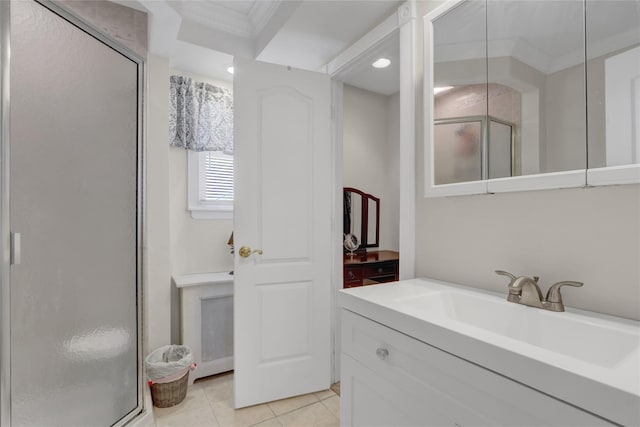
(328, 3), (416, 381)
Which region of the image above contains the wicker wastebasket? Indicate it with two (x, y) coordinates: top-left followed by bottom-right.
(149, 369), (189, 408)
(145, 345), (194, 408)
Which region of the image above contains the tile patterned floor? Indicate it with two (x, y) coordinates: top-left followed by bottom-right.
(153, 373), (340, 427)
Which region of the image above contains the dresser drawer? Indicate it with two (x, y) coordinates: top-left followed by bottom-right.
(343, 251), (399, 289)
(362, 262), (397, 280)
(343, 266), (362, 286)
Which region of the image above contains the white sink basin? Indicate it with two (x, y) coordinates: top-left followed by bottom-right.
(395, 290), (639, 368)
(339, 278), (640, 426)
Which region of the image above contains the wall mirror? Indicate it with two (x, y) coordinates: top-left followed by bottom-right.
(343, 187), (380, 250)
(424, 0), (639, 197)
(586, 0), (640, 185)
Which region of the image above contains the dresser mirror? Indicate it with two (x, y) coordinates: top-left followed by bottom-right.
(425, 0), (639, 197)
(343, 187), (380, 250)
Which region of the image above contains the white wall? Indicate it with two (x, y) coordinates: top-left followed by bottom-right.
(145, 63), (237, 350)
(166, 70), (234, 343)
(416, 1), (640, 321)
(168, 150), (234, 275)
(146, 54), (172, 352)
(343, 85), (400, 251)
(168, 69), (234, 276)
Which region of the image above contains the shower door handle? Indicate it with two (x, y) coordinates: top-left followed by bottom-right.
(11, 232), (21, 265)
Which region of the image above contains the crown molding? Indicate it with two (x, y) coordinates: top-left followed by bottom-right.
(181, 1), (253, 38)
(249, 0), (282, 36)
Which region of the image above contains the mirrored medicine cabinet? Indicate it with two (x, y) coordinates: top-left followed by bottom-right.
(424, 0), (640, 197)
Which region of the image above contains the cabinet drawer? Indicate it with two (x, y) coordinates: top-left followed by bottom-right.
(341, 310), (611, 427)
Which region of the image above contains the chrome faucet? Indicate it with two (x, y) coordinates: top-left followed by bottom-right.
(495, 270), (583, 312)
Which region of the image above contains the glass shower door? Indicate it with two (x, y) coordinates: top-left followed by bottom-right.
(9, 1), (141, 425)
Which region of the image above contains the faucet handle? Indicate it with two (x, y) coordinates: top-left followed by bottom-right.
(495, 270), (517, 282)
(545, 281), (584, 306)
(496, 270), (521, 299)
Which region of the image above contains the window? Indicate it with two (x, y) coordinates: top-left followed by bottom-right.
(171, 75), (233, 219)
(188, 150), (234, 219)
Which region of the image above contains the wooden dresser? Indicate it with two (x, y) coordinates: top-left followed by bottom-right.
(343, 250), (399, 288)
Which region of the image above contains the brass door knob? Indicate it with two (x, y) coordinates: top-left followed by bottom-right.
(238, 246), (263, 258)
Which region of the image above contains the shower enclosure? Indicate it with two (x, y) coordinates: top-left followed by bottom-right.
(0, 1), (144, 425)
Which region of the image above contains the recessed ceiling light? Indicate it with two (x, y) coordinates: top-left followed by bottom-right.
(227, 66), (234, 75)
(434, 86), (454, 95)
(371, 58), (391, 69)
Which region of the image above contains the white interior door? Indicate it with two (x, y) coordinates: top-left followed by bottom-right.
(233, 57), (332, 408)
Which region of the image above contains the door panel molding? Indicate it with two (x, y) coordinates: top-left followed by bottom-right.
(257, 87), (314, 263)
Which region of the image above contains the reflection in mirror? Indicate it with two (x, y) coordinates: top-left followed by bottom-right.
(586, 1), (640, 169)
(487, 0), (586, 176)
(433, 0), (487, 184)
(343, 190), (362, 244)
(367, 197), (378, 245)
(343, 187), (380, 250)
(434, 118), (483, 184)
(434, 116), (515, 184)
(489, 119), (515, 179)
(431, 0), (588, 187)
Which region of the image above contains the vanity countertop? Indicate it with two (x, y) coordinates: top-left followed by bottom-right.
(339, 278), (640, 426)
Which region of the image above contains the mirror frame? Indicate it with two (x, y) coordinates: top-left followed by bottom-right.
(423, 0), (639, 198)
(344, 187), (380, 249)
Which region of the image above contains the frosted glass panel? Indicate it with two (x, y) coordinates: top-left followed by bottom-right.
(10, 1), (139, 425)
(201, 297), (234, 362)
(434, 121), (483, 185)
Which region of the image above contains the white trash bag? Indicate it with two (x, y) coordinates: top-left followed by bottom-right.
(145, 345), (196, 385)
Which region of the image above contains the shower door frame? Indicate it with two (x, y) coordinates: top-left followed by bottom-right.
(0, 1), (146, 425)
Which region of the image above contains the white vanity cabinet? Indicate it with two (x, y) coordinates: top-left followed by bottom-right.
(340, 309), (612, 427)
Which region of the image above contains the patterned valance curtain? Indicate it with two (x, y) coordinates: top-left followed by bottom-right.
(169, 75), (234, 153)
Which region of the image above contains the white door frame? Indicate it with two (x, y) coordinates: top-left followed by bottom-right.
(326, 1), (417, 382)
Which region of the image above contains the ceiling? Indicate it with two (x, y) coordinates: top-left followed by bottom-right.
(117, 0), (402, 90)
(334, 32), (400, 96)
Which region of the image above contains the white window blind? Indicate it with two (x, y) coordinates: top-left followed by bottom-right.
(189, 150), (233, 219)
(199, 151), (234, 202)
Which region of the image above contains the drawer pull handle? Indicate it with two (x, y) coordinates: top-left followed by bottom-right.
(376, 348), (389, 360)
